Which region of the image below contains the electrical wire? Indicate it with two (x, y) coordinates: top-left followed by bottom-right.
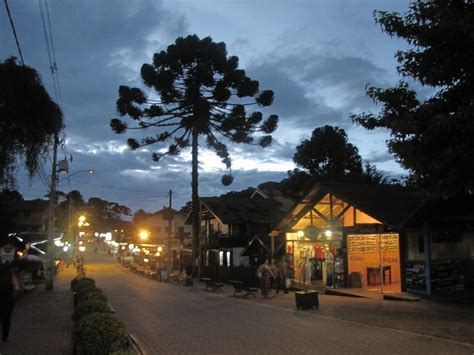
(43, 0), (62, 104)
(3, 0), (25, 65)
(38, 0), (59, 102)
(66, 178), (171, 195)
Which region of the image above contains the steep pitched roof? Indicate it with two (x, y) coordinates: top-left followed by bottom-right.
(200, 196), (287, 225)
(275, 181), (423, 231)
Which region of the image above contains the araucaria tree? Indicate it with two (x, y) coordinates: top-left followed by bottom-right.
(352, 0), (474, 197)
(110, 35), (278, 274)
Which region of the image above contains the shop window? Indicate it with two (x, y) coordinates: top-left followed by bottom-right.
(226, 251), (231, 267)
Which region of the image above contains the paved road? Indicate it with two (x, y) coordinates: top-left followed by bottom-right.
(86, 253), (474, 354)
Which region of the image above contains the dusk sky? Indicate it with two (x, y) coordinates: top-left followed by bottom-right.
(1, 0), (416, 214)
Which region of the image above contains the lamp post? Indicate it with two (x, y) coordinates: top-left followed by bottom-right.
(45, 156), (94, 291)
(45, 134), (59, 291)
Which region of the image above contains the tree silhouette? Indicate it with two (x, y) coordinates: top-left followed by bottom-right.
(279, 126), (392, 199)
(110, 35), (278, 274)
(294, 125), (362, 177)
(0, 57), (63, 186)
(352, 0), (474, 197)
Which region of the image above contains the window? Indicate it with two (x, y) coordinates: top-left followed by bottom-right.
(226, 251), (231, 267)
(219, 251), (224, 266)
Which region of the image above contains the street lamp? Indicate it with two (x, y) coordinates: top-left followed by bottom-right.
(139, 229), (150, 241)
(46, 157), (95, 291)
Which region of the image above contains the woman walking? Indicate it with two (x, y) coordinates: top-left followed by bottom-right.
(0, 263), (20, 342)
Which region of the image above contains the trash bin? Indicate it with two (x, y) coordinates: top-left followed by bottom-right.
(295, 290), (319, 309)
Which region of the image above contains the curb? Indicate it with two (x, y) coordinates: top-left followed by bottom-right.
(128, 334), (146, 355)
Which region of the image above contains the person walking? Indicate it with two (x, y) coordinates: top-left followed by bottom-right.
(277, 257), (289, 294)
(270, 258), (279, 290)
(0, 263), (20, 342)
(257, 259), (274, 298)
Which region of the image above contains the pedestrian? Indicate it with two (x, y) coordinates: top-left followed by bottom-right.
(0, 263), (20, 342)
(270, 258), (279, 290)
(277, 257), (289, 294)
(257, 259), (274, 298)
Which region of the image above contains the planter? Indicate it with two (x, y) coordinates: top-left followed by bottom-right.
(295, 290), (319, 309)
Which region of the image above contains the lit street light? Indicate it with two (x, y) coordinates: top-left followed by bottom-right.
(139, 230), (150, 241)
(46, 158), (95, 291)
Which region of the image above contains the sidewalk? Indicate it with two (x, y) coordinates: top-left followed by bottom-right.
(197, 280), (474, 345)
(0, 265), (76, 355)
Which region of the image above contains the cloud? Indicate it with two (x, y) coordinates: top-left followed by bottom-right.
(3, 0), (413, 214)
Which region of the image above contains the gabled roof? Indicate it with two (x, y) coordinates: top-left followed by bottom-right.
(275, 181), (423, 231)
(200, 196), (287, 225)
(251, 189), (295, 213)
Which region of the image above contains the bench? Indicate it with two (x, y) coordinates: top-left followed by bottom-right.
(228, 280), (258, 298)
(201, 277), (224, 292)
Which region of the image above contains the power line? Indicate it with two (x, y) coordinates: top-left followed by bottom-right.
(43, 0), (62, 104)
(38, 0), (59, 102)
(38, 0), (63, 107)
(3, 0), (25, 65)
(112, 195), (171, 202)
(66, 178), (171, 195)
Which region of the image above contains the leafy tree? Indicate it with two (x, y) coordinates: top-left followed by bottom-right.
(280, 126), (362, 198)
(56, 190), (86, 234)
(352, 1), (474, 197)
(294, 125), (363, 178)
(0, 189), (23, 242)
(86, 197), (131, 232)
(279, 169), (314, 200)
(0, 57), (63, 185)
(110, 34), (278, 274)
(361, 162), (393, 185)
(132, 209), (152, 225)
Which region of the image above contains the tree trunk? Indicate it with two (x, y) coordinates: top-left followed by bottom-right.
(191, 128), (201, 278)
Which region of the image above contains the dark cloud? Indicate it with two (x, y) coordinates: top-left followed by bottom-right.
(3, 1), (411, 214)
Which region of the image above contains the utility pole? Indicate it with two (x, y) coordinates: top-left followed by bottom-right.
(45, 133), (59, 291)
(167, 189), (172, 273)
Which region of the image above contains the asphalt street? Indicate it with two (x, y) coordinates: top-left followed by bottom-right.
(85, 252), (474, 354)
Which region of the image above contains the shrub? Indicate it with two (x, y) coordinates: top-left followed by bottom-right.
(72, 299), (112, 322)
(78, 291), (108, 304)
(76, 285), (99, 298)
(74, 313), (129, 355)
(74, 278), (95, 292)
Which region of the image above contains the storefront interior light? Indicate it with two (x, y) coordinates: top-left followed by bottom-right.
(128, 243), (134, 250)
(325, 230), (333, 238)
(157, 246), (163, 252)
(297, 231), (305, 238)
(78, 246), (86, 252)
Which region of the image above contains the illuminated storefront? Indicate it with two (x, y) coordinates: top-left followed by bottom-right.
(272, 182), (414, 294)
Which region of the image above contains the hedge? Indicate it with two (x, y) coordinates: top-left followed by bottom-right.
(72, 299), (112, 323)
(78, 291), (108, 304)
(74, 313), (129, 355)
